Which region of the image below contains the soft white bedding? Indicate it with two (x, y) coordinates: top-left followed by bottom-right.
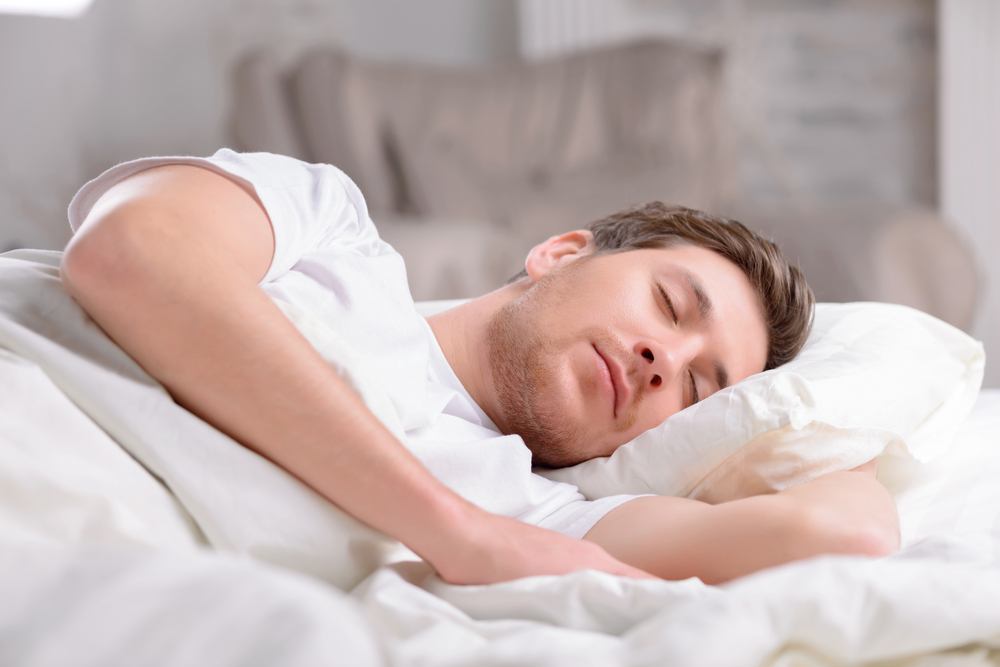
(2, 250), (1000, 666)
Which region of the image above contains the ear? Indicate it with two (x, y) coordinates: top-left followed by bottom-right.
(524, 230), (597, 281)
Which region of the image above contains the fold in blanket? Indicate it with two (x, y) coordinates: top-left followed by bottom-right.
(0, 249), (404, 590)
(2, 249), (1000, 666)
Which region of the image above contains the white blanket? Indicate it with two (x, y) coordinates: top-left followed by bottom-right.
(2, 249), (999, 667)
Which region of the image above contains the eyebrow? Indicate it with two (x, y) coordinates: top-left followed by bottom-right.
(685, 271), (714, 322)
(683, 270), (729, 391)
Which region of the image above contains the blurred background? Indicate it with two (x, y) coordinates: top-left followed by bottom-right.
(0, 0), (996, 387)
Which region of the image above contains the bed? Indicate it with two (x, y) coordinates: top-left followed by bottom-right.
(1, 247), (999, 667)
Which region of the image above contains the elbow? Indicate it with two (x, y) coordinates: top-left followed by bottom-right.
(846, 520), (900, 558)
(61, 230), (102, 298)
(795, 504), (900, 560)
(61, 206), (156, 302)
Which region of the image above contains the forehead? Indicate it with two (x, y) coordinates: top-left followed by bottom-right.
(634, 243), (758, 308)
(610, 242), (743, 279)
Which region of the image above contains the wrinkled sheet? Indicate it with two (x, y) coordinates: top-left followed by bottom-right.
(2, 249), (1000, 666)
(5, 534), (1000, 667)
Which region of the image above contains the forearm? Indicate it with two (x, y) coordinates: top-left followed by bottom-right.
(777, 468), (899, 557)
(61, 165), (652, 584)
(62, 168), (490, 580)
(60, 167), (477, 576)
(585, 468), (899, 585)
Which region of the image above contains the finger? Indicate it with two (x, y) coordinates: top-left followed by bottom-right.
(626, 566), (660, 580)
(849, 458), (878, 476)
(609, 561), (659, 580)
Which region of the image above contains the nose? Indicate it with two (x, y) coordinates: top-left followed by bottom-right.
(634, 335), (700, 393)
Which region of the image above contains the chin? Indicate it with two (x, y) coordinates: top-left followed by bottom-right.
(525, 426), (616, 469)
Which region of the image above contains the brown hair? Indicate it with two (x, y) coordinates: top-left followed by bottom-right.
(515, 202), (815, 370)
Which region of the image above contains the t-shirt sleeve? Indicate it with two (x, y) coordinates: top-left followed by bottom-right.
(67, 149), (386, 284)
(407, 426), (646, 540)
(527, 492), (641, 539)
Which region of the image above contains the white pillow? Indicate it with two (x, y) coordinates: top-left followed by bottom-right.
(538, 302), (985, 503)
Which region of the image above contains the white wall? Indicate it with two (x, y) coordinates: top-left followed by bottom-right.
(0, 14), (90, 251)
(7, 0), (984, 384)
(519, 0), (937, 208)
(0, 0), (516, 252)
(0, 0), (939, 245)
(939, 0), (1000, 387)
(338, 0), (517, 65)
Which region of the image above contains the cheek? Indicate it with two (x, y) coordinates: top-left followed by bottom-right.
(531, 340), (590, 415)
(575, 272), (641, 321)
(611, 284), (648, 322)
(552, 348), (586, 402)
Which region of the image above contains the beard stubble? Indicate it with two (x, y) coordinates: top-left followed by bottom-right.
(485, 264), (645, 468)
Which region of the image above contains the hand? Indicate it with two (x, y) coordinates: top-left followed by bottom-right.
(850, 457), (879, 477)
(585, 459), (900, 584)
(425, 508), (657, 585)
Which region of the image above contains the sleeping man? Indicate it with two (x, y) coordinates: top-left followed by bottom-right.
(60, 150), (899, 586)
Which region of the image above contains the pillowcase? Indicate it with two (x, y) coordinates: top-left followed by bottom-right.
(538, 302), (985, 504)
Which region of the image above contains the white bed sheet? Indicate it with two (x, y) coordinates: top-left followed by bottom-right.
(1, 249), (1000, 666)
(891, 390), (1000, 551)
(3, 391), (999, 666)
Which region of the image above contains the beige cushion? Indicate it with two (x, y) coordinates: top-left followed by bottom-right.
(374, 216), (525, 301)
(231, 52), (308, 162)
(290, 41), (735, 240)
(229, 49), (978, 319)
(723, 204), (978, 331)
(291, 51), (402, 215)
(862, 209), (978, 332)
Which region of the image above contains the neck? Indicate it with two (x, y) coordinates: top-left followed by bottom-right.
(426, 281), (528, 434)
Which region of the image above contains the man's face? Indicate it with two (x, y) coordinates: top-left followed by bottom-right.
(486, 243), (769, 467)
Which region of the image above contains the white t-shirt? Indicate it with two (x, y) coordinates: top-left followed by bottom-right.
(68, 149), (637, 538)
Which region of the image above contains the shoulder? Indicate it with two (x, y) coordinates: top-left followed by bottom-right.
(68, 150), (367, 233)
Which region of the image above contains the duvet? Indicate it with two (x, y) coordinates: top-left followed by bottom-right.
(1, 249), (999, 667)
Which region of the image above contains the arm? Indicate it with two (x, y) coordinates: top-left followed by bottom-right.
(61, 164), (653, 585)
(584, 460), (899, 584)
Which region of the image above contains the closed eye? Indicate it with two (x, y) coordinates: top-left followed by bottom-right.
(658, 284), (677, 323)
(661, 284), (698, 405)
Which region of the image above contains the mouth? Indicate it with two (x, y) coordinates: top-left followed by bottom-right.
(594, 345), (630, 419)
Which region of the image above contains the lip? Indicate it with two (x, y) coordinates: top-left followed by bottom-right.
(594, 345), (630, 419)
